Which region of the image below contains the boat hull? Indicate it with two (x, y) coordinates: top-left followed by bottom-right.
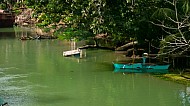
(143, 64), (170, 70)
(113, 63), (142, 69)
(113, 63), (170, 70)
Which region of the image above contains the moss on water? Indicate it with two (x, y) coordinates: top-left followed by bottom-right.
(153, 73), (190, 85)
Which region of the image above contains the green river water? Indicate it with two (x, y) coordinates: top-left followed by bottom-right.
(0, 27), (189, 106)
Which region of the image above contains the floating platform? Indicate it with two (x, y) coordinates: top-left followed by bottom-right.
(63, 49), (80, 57)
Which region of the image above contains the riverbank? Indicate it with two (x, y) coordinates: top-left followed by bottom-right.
(153, 72), (190, 85)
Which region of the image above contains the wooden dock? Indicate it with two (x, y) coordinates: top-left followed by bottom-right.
(63, 49), (80, 57)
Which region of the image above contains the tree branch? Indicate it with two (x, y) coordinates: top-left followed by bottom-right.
(150, 21), (178, 30)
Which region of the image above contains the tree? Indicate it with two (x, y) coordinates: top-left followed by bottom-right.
(25, 0), (177, 50)
(151, 0), (190, 55)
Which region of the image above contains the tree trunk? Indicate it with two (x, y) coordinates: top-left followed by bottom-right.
(115, 41), (138, 51)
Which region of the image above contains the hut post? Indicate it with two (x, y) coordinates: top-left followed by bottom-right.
(80, 50), (82, 58)
(172, 57), (175, 68)
(168, 56), (169, 63)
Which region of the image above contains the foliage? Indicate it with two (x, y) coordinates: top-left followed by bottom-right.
(0, 3), (6, 10)
(56, 27), (93, 41)
(151, 0), (190, 55)
(19, 0), (190, 54)
(24, 0), (140, 44)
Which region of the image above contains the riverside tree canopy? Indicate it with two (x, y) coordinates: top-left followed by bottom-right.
(13, 0), (190, 55)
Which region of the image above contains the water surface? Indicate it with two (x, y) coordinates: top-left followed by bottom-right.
(0, 27), (189, 106)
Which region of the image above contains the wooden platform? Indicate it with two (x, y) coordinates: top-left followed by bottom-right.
(63, 49), (80, 57)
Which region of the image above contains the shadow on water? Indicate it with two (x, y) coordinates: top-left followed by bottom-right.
(0, 27), (34, 39)
(0, 28), (15, 39)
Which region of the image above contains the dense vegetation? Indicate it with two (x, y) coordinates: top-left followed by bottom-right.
(5, 0), (190, 55)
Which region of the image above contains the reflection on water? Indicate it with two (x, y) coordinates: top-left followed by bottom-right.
(114, 68), (142, 73)
(179, 87), (190, 106)
(0, 27), (34, 39)
(114, 68), (168, 73)
(0, 28), (15, 39)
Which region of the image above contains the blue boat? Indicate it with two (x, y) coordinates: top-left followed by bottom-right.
(142, 63), (170, 70)
(113, 62), (170, 70)
(113, 53), (170, 70)
(113, 62), (142, 69)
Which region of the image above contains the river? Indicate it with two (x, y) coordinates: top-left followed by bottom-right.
(0, 27), (189, 106)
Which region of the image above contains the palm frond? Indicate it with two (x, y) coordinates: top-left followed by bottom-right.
(182, 0), (190, 14)
(151, 8), (176, 20)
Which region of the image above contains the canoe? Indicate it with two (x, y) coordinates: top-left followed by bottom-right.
(113, 63), (170, 70)
(113, 63), (142, 69)
(142, 63), (170, 70)
(113, 53), (170, 70)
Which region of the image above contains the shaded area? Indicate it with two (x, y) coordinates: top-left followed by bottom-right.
(0, 28), (15, 39)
